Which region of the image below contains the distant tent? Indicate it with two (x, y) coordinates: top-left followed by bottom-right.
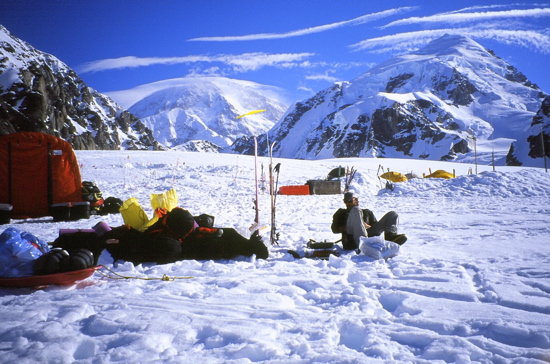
(0, 132), (83, 218)
(327, 167), (346, 180)
(380, 171), (408, 182)
(424, 170), (455, 179)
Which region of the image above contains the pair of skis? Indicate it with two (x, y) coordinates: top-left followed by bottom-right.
(251, 136), (280, 246)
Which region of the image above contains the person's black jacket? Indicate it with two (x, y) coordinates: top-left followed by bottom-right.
(331, 208), (378, 250)
(331, 208), (377, 234)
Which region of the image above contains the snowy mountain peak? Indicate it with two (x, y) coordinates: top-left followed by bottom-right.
(231, 34), (547, 166)
(415, 33), (491, 57)
(125, 77), (289, 148)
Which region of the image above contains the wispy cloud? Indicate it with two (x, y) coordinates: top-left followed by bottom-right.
(78, 52), (315, 73)
(305, 71), (339, 83)
(350, 28), (550, 54)
(382, 8), (550, 28)
(444, 4), (529, 14)
(188, 7), (416, 42)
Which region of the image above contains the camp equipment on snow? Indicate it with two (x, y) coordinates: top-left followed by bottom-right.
(103, 197), (123, 214)
(82, 181), (104, 214)
(424, 170), (455, 179)
(252, 136), (260, 234)
(150, 188), (178, 212)
(0, 204), (12, 224)
(359, 235), (400, 260)
(380, 171), (408, 182)
(50, 201), (90, 222)
(51, 203), (71, 222)
(306, 180), (341, 195)
(0, 266), (99, 288)
(278, 185), (310, 195)
(307, 241), (335, 250)
(93, 221), (112, 235)
(32, 248), (71, 275)
(58, 222), (111, 237)
(120, 189), (179, 231)
(270, 162), (281, 246)
(0, 227), (50, 277)
(72, 202), (90, 220)
(287, 239), (342, 260)
(327, 167), (346, 180)
(120, 197), (150, 230)
(194, 214), (215, 228)
(344, 167), (357, 193)
(0, 132), (83, 219)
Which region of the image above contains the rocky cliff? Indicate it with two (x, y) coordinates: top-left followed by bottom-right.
(0, 25), (162, 150)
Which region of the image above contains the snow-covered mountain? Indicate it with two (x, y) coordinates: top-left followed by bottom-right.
(230, 34), (547, 166)
(0, 25), (162, 150)
(125, 77), (289, 149)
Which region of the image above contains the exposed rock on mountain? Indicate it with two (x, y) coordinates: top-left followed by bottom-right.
(230, 34), (546, 166)
(507, 95), (550, 166)
(0, 25), (162, 150)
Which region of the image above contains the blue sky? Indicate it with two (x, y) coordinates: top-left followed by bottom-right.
(1, 0), (549, 107)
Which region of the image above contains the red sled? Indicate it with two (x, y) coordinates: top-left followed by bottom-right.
(278, 185), (310, 195)
(0, 266), (99, 288)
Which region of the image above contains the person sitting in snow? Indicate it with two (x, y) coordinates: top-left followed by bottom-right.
(331, 192), (407, 250)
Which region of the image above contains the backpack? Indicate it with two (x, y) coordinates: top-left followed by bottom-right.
(103, 197), (123, 214)
(82, 181), (104, 215)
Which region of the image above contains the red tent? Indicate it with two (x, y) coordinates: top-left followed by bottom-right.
(0, 132), (83, 218)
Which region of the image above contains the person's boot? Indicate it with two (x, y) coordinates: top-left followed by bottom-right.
(385, 232), (407, 245)
(250, 232), (269, 259)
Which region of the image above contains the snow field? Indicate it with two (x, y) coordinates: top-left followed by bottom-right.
(0, 150), (549, 363)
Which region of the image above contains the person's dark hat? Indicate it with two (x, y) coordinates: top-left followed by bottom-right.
(165, 208), (196, 237)
(343, 192), (356, 202)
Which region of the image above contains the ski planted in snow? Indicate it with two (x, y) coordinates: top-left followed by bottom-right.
(268, 141), (280, 245)
(344, 166), (357, 192)
(250, 136), (261, 235)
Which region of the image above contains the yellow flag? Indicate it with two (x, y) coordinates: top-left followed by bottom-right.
(236, 109), (266, 119)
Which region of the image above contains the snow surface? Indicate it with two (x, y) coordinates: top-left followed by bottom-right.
(1, 150), (549, 363)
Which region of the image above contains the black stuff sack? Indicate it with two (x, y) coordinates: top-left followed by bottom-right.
(82, 181), (104, 215)
(194, 214), (215, 228)
(103, 197), (123, 214)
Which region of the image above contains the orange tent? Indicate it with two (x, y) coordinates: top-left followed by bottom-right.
(0, 132), (83, 218)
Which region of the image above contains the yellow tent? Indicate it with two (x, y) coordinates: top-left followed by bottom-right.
(424, 170), (455, 179)
(380, 171), (408, 182)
